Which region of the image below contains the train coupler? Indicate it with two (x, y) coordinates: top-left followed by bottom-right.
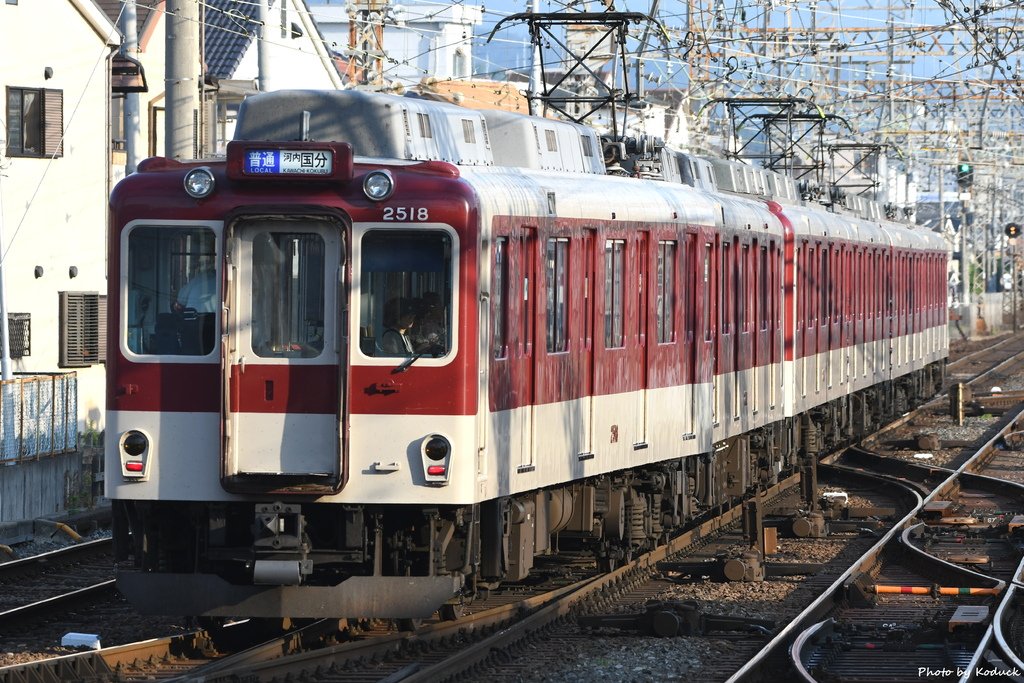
(251, 502), (311, 585)
(578, 600), (774, 637)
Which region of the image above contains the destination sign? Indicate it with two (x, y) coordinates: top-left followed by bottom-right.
(243, 149), (333, 175)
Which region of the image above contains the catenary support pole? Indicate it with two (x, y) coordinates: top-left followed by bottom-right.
(165, 0), (200, 159)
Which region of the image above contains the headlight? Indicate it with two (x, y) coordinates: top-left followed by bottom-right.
(363, 170), (394, 201)
(423, 435), (450, 461)
(122, 430), (148, 456)
(184, 167), (216, 198)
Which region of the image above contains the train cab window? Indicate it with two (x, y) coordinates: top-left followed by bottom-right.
(656, 241), (676, 343)
(125, 225), (218, 356)
(251, 232), (325, 358)
(604, 239), (625, 348)
(360, 230), (453, 358)
(546, 238), (569, 353)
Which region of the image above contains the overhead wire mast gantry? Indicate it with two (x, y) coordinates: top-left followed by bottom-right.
(486, 11), (668, 140)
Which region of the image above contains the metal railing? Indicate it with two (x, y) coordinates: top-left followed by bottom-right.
(0, 373), (78, 463)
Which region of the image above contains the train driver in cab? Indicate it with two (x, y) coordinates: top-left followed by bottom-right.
(381, 298), (417, 355)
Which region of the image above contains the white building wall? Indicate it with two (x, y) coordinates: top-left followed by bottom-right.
(1, 0), (118, 433)
(231, 0), (344, 93)
(309, 1), (482, 87)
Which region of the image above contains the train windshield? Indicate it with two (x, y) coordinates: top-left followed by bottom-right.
(126, 226), (218, 356)
(359, 230), (453, 358)
(251, 231), (326, 358)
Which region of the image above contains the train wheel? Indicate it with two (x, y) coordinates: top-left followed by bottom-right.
(439, 602), (465, 621)
(396, 618), (422, 631)
(198, 617), (288, 652)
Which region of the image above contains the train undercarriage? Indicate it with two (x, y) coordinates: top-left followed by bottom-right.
(114, 360), (945, 620)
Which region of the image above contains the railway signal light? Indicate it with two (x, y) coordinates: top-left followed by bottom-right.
(956, 163), (974, 187)
(1007, 222), (1022, 238)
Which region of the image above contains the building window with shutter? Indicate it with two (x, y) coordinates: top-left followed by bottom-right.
(60, 292), (106, 367)
(7, 313), (30, 358)
(5, 87), (63, 158)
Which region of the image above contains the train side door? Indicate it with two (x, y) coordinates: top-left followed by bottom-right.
(635, 231), (649, 447)
(736, 240), (752, 420)
(815, 243), (829, 395)
(489, 224), (536, 472)
(753, 241), (770, 416)
(223, 217), (344, 489)
(704, 236), (719, 429)
(718, 235), (736, 426)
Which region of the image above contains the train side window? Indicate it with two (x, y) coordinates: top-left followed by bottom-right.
(795, 244), (803, 330)
(739, 243), (749, 332)
(604, 239), (625, 348)
(581, 135), (594, 158)
(546, 238), (569, 353)
(493, 237), (509, 359)
(820, 247), (828, 326)
(417, 112), (433, 139)
(126, 225), (218, 356)
(684, 234), (697, 342)
(545, 129), (558, 152)
(806, 246), (814, 327)
(721, 241), (732, 334)
(360, 230), (453, 358)
(462, 119), (476, 144)
(251, 231), (325, 358)
(759, 245), (769, 331)
(522, 230), (535, 355)
(702, 243), (712, 340)
(656, 240), (676, 343)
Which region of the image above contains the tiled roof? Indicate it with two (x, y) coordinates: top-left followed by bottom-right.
(203, 0), (257, 79)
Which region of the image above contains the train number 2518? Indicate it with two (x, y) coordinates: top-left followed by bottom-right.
(383, 207), (429, 221)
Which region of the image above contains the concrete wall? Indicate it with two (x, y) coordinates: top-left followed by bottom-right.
(0, 450), (95, 524)
(951, 293), (1016, 339)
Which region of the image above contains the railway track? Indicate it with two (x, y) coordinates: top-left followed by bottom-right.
(0, 539), (113, 615)
(736, 395), (1024, 681)
(5, 332), (1024, 682)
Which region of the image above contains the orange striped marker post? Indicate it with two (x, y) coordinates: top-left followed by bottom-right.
(871, 585), (1001, 596)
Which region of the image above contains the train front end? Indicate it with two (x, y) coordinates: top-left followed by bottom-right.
(106, 140), (480, 619)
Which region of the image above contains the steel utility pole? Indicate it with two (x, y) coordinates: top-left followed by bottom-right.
(529, 0), (542, 113)
(121, 0), (142, 173)
(165, 0), (200, 159)
(0, 172), (11, 381)
(257, 0), (273, 92)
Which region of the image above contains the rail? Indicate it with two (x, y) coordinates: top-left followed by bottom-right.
(731, 398), (1024, 682)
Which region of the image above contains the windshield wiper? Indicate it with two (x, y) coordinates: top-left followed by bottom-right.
(393, 352), (425, 373)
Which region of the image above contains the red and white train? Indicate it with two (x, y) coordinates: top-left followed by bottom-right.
(106, 90), (948, 620)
